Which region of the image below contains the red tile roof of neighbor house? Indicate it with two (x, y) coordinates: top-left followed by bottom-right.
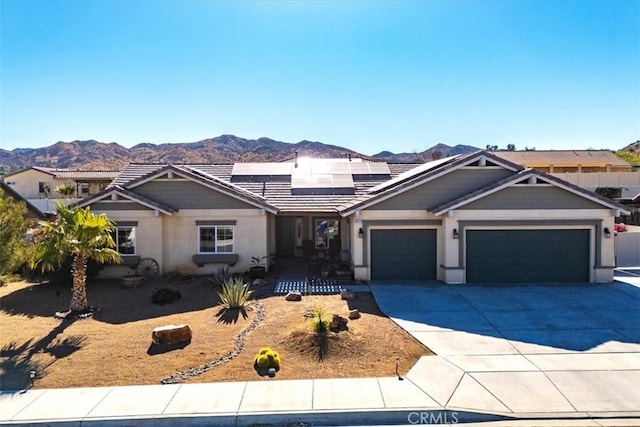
(30, 167), (121, 180)
(493, 150), (630, 167)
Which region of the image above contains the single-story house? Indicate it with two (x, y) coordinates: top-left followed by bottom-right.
(78, 150), (630, 283)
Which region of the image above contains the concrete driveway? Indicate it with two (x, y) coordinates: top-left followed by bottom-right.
(370, 280), (640, 416)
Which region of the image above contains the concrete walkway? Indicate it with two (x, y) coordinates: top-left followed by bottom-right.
(2, 279), (639, 426)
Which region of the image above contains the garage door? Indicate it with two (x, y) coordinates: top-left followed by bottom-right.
(371, 229), (437, 280)
(466, 229), (590, 283)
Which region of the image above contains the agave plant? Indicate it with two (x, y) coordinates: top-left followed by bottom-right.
(218, 277), (253, 310)
(208, 266), (232, 287)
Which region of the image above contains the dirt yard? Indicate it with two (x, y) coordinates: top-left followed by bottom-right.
(0, 276), (431, 390)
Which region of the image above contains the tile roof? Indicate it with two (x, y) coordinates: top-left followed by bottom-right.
(31, 167), (121, 180)
(111, 161), (419, 213)
(493, 150), (630, 167)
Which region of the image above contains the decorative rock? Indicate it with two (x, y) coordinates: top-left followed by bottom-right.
(340, 289), (356, 300)
(152, 324), (192, 346)
(348, 309), (361, 320)
(285, 291), (302, 301)
(252, 278), (265, 287)
(330, 314), (349, 332)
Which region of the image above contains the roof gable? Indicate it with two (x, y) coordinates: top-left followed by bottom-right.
(339, 151), (523, 215)
(124, 165), (278, 213)
(431, 170), (632, 215)
(77, 186), (177, 215)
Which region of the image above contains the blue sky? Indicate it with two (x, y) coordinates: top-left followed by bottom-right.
(1, 1), (638, 155)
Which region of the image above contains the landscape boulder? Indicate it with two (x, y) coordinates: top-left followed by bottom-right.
(152, 324), (192, 346)
(348, 309), (361, 320)
(340, 289), (356, 301)
(285, 291), (302, 301)
(252, 278), (266, 287)
(330, 314), (349, 332)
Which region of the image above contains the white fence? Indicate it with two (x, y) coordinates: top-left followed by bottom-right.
(28, 198), (80, 215)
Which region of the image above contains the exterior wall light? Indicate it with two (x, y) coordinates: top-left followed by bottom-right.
(453, 229), (459, 239)
(358, 228), (364, 238)
(603, 227), (611, 238)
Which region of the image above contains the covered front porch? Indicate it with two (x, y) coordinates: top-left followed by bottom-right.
(272, 215), (353, 280)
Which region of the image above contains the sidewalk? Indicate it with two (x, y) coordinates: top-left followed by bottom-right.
(2, 360), (639, 426)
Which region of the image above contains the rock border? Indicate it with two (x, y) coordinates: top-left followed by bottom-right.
(160, 300), (266, 384)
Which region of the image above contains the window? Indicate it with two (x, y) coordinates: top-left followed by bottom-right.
(79, 183), (90, 195)
(199, 226), (234, 253)
(113, 227), (136, 255)
(315, 219), (339, 248)
(38, 182), (49, 194)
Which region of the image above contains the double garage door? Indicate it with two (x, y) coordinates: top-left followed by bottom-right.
(466, 229), (590, 283)
(370, 228), (590, 282)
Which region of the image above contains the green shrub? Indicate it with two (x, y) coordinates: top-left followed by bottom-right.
(0, 190), (32, 276)
(218, 277), (253, 310)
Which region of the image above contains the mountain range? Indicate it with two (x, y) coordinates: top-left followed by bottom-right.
(0, 135), (479, 172)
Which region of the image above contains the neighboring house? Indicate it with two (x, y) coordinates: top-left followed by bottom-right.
(495, 150), (639, 225)
(0, 181), (46, 219)
(2, 167), (120, 199)
(78, 151), (629, 283)
(494, 150), (632, 173)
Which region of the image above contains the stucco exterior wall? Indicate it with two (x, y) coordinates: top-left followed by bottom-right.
(90, 209), (163, 279)
(92, 207), (268, 278)
(161, 208), (268, 275)
(349, 207), (616, 284)
(3, 169), (55, 199)
(444, 208), (615, 283)
(3, 169), (109, 199)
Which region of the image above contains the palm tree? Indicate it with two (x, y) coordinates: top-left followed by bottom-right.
(55, 183), (76, 199)
(30, 203), (121, 314)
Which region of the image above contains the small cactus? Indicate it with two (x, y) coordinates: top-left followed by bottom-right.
(256, 354), (269, 368)
(253, 346), (281, 377)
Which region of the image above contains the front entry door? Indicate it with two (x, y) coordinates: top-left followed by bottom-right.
(276, 217), (296, 257)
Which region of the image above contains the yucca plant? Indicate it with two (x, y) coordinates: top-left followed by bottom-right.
(218, 277), (253, 310)
(307, 304), (331, 333)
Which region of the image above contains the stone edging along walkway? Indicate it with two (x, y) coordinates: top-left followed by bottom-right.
(160, 300), (266, 384)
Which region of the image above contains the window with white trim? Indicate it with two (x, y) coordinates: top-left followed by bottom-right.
(199, 225), (234, 254)
(113, 227), (136, 255)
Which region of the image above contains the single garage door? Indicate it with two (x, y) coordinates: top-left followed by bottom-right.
(371, 229), (437, 280)
(466, 229), (590, 283)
